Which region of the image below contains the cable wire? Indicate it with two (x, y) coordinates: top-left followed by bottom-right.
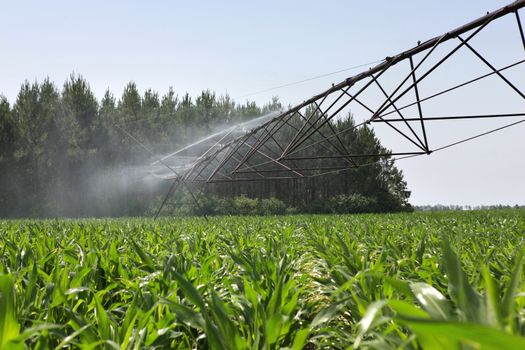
(234, 59), (384, 99)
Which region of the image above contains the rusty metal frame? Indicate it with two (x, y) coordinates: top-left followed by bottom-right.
(144, 1), (525, 216)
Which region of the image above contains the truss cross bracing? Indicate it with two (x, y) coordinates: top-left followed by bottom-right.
(143, 1), (525, 215)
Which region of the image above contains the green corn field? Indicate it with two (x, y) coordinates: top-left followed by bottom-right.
(1, 210), (525, 349)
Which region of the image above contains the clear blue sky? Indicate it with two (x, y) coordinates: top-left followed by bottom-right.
(1, 0), (524, 205)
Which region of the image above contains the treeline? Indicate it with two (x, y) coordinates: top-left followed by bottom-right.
(0, 75), (412, 217)
(415, 204), (525, 212)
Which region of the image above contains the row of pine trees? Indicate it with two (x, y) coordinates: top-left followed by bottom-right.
(0, 75), (411, 217)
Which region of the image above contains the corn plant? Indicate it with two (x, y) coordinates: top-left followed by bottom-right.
(0, 210), (524, 348)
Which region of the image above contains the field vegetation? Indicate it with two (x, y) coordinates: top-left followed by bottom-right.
(1, 209), (525, 349)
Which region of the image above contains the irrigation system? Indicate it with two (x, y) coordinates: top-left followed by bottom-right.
(119, 0), (525, 217)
